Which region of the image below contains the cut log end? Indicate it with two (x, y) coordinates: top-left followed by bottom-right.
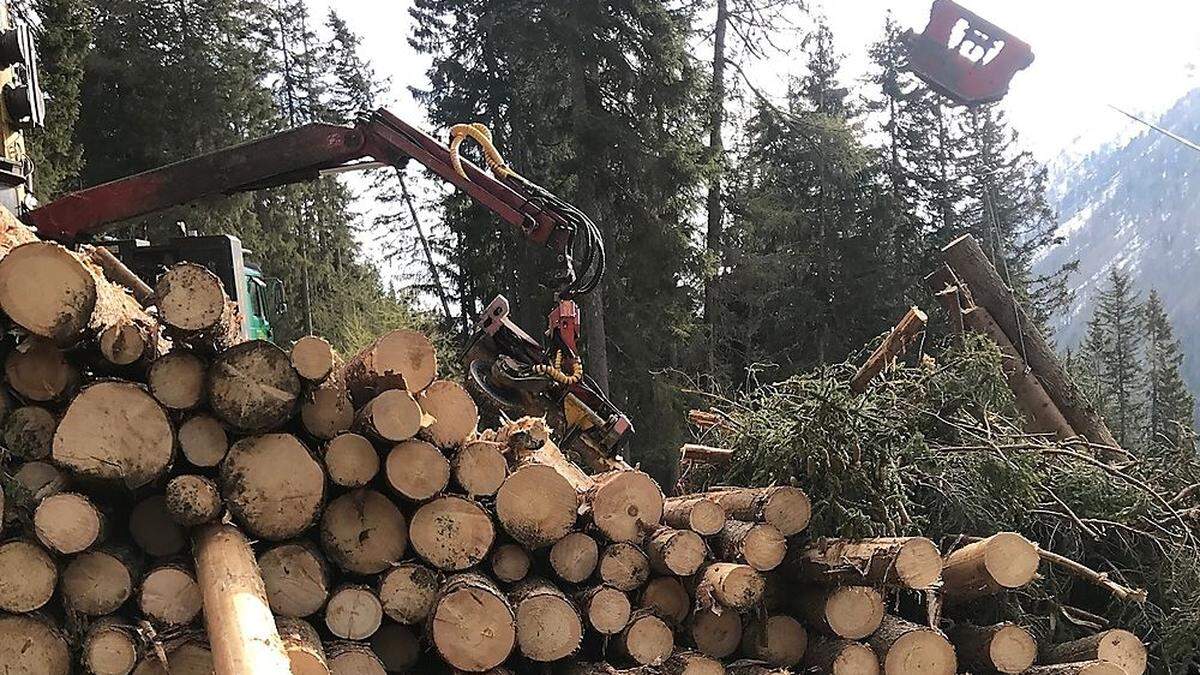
(140, 564), (203, 625)
(179, 414), (229, 467)
(220, 433), (324, 541)
(327, 642), (386, 675)
(691, 606), (743, 659)
(325, 585), (384, 640)
(208, 340), (301, 433)
(276, 618), (328, 675)
(165, 474), (223, 526)
(513, 578), (583, 661)
(62, 549), (135, 616)
(53, 381), (174, 488)
(260, 541), (330, 619)
(300, 383), (354, 440)
(359, 389), (424, 442)
(155, 262), (229, 332)
(320, 489), (408, 575)
(410, 495), (495, 571)
(100, 320), (151, 365)
(0, 241), (96, 343)
(324, 432), (380, 488)
(385, 439), (450, 501)
(943, 532), (1039, 600)
(0, 614), (71, 675)
(743, 615), (808, 667)
(600, 542), (651, 592)
(496, 464), (579, 549)
(291, 335), (336, 382)
(701, 563), (766, 611)
(1040, 629), (1147, 675)
(621, 611), (674, 666)
(83, 621), (140, 675)
(491, 543), (532, 583)
(550, 531), (600, 584)
(804, 586), (885, 640)
(590, 470), (665, 543)
(641, 576), (690, 624)
(419, 379), (479, 447)
(431, 574), (516, 672)
(4, 405), (56, 460)
(988, 625), (1038, 674)
(33, 491), (103, 554)
(663, 495), (726, 536)
(453, 440), (508, 497)
(6, 337), (77, 401)
(649, 527), (707, 577)
(0, 539), (57, 612)
(583, 585), (632, 635)
(379, 562), (438, 625)
(344, 328), (438, 402)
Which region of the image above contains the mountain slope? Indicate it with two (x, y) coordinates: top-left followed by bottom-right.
(1036, 88), (1200, 393)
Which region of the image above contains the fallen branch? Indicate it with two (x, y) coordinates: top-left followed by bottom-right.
(850, 307), (927, 394)
(1037, 548), (1148, 604)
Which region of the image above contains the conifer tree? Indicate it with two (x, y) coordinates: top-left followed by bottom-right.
(25, 0), (90, 199)
(1093, 267), (1144, 447)
(1142, 289), (1194, 448)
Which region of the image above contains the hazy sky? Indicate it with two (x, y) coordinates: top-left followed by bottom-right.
(314, 0), (1200, 161)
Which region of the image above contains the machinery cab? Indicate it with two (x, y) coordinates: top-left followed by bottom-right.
(104, 234), (285, 342)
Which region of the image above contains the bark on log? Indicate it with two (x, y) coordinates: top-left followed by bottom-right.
(662, 495), (726, 536)
(220, 433), (325, 541)
(300, 377), (355, 440)
(511, 577), (584, 661)
(357, 389), (424, 442)
(129, 495), (186, 557)
(379, 561), (438, 625)
(942, 532), (1039, 601)
(802, 636), (879, 675)
(1040, 629), (1148, 675)
(208, 340), (301, 432)
(789, 537), (942, 589)
(326, 641), (386, 675)
(419, 379), (479, 448)
(0, 539), (57, 612)
(409, 495), (495, 571)
(33, 490), (105, 553)
(868, 615), (956, 675)
(155, 262), (241, 351)
(641, 576), (690, 624)
(385, 438), (450, 501)
(950, 622), (1037, 674)
(0, 613), (71, 675)
(1026, 664), (1126, 675)
(147, 350), (207, 410)
(259, 540), (330, 619)
(291, 335), (337, 383)
(324, 433), (379, 488)
(370, 622), (421, 672)
(578, 584), (632, 635)
(690, 606), (743, 659)
(599, 541), (651, 591)
(708, 486), (811, 537)
(453, 440), (508, 497)
(490, 542), (532, 583)
(495, 463), (579, 549)
(430, 573), (516, 672)
(5, 337), (78, 402)
(165, 474), (223, 526)
(140, 563), (203, 625)
(325, 584), (384, 640)
(741, 614), (807, 667)
(648, 526), (707, 577)
(0, 240), (151, 347)
(4, 405), (55, 460)
(550, 531), (600, 584)
(178, 414), (229, 467)
(619, 610), (675, 666)
(850, 307), (928, 393)
(99, 318), (163, 367)
(12, 459), (67, 503)
(320, 489), (408, 575)
(344, 328), (437, 404)
(276, 618), (328, 675)
(713, 521), (786, 572)
(131, 639), (214, 675)
(797, 585), (885, 640)
(696, 563), (765, 611)
(53, 381), (174, 488)
(193, 524), (290, 674)
(939, 234), (1120, 450)
(83, 617), (142, 675)
(61, 546), (139, 616)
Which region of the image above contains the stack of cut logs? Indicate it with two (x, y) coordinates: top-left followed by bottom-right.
(0, 218), (1149, 674)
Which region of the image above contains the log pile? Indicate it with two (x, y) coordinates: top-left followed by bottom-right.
(0, 215), (1151, 673)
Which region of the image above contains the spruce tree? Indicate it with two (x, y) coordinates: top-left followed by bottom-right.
(25, 0), (90, 199)
(1142, 290), (1194, 448)
(1093, 267), (1144, 448)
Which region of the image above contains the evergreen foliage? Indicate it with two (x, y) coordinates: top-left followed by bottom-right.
(1143, 290), (1194, 448)
(25, 0), (90, 199)
(1093, 267), (1146, 447)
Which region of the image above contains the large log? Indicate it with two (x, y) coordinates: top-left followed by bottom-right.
(220, 433), (325, 541)
(868, 615), (956, 675)
(950, 622), (1037, 674)
(586, 469), (665, 543)
(155, 262), (241, 351)
(550, 531), (600, 584)
(379, 561), (438, 625)
(320, 489), (408, 574)
(276, 617), (328, 675)
(453, 440), (509, 497)
(430, 573), (516, 672)
(343, 328), (437, 403)
(495, 463), (579, 549)
(713, 521), (786, 572)
(662, 494), (726, 536)
(741, 614), (807, 667)
(193, 525), (290, 674)
(942, 532), (1039, 601)
(409, 495), (495, 571)
(385, 439), (450, 501)
(797, 585), (885, 640)
(1040, 629), (1148, 675)
(689, 606), (743, 659)
(789, 537), (942, 589)
(259, 540), (330, 618)
(140, 563), (203, 625)
(0, 539), (57, 612)
(324, 584), (383, 639)
(33, 491), (105, 553)
(708, 486), (811, 536)
(61, 546), (138, 616)
(511, 577), (584, 662)
(803, 636), (879, 675)
(619, 610), (675, 666)
(648, 526), (707, 577)
(939, 234), (1120, 450)
(5, 337), (78, 402)
(419, 379), (479, 448)
(207, 340), (301, 432)
(0, 613), (71, 675)
(53, 381), (175, 488)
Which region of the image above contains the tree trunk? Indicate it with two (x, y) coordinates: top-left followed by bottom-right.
(147, 350), (208, 410)
(259, 540), (330, 619)
(384, 439), (450, 501)
(618, 610), (674, 666)
(868, 615), (956, 675)
(343, 328), (437, 404)
(154, 262), (242, 351)
(490, 543), (532, 583)
(320, 489), (408, 575)
(452, 440), (508, 497)
(409, 495), (495, 571)
(708, 486), (811, 536)
(511, 577), (583, 662)
(378, 561), (438, 625)
(942, 532), (1039, 601)
(704, 0), (729, 371)
(220, 433), (325, 541)
(418, 379), (479, 448)
(797, 585), (885, 640)
(713, 521), (786, 572)
(551, 531), (600, 583)
(1039, 630), (1147, 675)
(788, 537), (942, 589)
(741, 615), (807, 667)
(165, 474), (223, 526)
(663, 494), (726, 536)
(207, 340), (301, 433)
(950, 622), (1037, 674)
(578, 584), (632, 635)
(324, 584), (383, 640)
(276, 618), (328, 675)
(689, 606), (742, 659)
(324, 432), (379, 488)
(648, 526), (707, 577)
(599, 541), (651, 592)
(430, 573), (516, 672)
(53, 381), (174, 488)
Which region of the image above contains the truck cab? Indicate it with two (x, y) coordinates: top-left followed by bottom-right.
(104, 234), (285, 342)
